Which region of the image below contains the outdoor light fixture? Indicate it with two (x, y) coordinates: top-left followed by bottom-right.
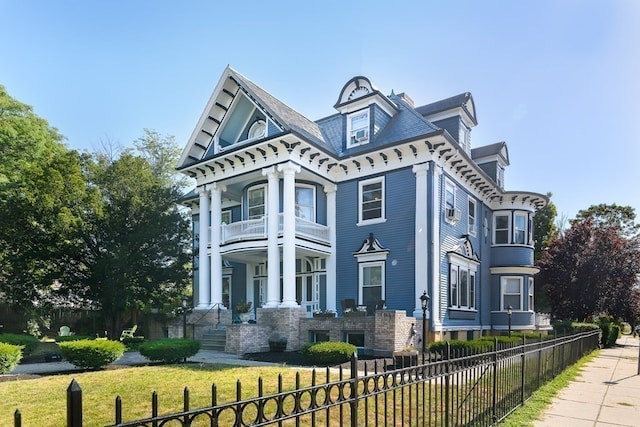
(181, 295), (189, 340)
(507, 305), (513, 338)
(420, 290), (430, 364)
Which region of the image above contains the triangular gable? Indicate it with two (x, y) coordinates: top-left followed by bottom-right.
(177, 67), (325, 169)
(446, 236), (479, 262)
(353, 233), (390, 262)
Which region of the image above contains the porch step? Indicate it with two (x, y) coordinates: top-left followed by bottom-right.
(200, 328), (226, 352)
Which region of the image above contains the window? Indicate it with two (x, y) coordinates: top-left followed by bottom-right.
(310, 331), (330, 342)
(528, 277), (534, 311)
(358, 177), (385, 223)
(497, 166), (504, 188)
(449, 262), (477, 310)
(445, 180), (456, 210)
(514, 213), (527, 244)
(459, 122), (469, 152)
(221, 210), (232, 224)
(468, 198), (476, 235)
(222, 276), (231, 308)
(248, 120), (266, 140)
(295, 185), (315, 221)
(494, 213), (510, 244)
(359, 261), (384, 308)
(344, 331), (365, 347)
(247, 185), (266, 219)
(501, 277), (522, 310)
(450, 266), (458, 307)
(347, 110), (370, 147)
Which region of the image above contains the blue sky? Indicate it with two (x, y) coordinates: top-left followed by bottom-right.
(1, 1), (638, 222)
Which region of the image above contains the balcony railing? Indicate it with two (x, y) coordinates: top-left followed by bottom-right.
(217, 215), (330, 245)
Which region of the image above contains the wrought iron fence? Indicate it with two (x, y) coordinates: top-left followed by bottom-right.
(13, 330), (599, 427)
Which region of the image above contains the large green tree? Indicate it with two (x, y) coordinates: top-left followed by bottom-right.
(69, 134), (191, 334)
(0, 85), (89, 313)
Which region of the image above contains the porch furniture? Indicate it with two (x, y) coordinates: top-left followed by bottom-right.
(58, 325), (72, 336)
(120, 325), (137, 340)
(341, 299), (357, 313)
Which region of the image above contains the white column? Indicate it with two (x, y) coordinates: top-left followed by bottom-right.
(262, 166), (281, 307)
(413, 163), (429, 318)
(431, 164), (443, 327)
(324, 184), (337, 311)
(207, 182), (226, 309)
(278, 161), (301, 307)
(195, 186), (210, 309)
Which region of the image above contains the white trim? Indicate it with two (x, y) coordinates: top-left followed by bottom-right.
(490, 266), (540, 275)
(358, 176), (385, 225)
(528, 277), (534, 311)
(468, 197), (477, 236)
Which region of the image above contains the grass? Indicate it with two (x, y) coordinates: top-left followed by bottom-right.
(2, 364), (320, 426)
(499, 349), (600, 426)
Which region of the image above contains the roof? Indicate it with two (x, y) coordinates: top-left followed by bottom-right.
(415, 92), (477, 125)
(471, 141), (509, 165)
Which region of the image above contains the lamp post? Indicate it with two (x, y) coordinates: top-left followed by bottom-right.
(181, 295), (189, 340)
(91, 300), (96, 337)
(507, 305), (513, 338)
(420, 291), (430, 364)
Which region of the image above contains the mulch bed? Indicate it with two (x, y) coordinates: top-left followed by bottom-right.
(243, 351), (395, 372)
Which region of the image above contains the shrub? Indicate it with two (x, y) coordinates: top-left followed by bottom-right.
(605, 325), (620, 347)
(59, 339), (125, 369)
(138, 338), (201, 363)
(301, 341), (356, 366)
(121, 336), (146, 350)
(54, 335), (94, 343)
(0, 333), (39, 356)
(0, 342), (23, 374)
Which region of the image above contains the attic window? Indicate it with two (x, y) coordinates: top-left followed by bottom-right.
(347, 110), (370, 147)
(248, 120), (266, 140)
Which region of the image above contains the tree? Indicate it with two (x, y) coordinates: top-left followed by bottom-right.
(69, 135), (191, 335)
(0, 85), (89, 315)
(537, 214), (640, 322)
(532, 192), (557, 311)
(574, 203), (640, 238)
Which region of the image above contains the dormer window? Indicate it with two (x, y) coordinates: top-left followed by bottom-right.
(347, 110), (370, 147)
(248, 120), (266, 140)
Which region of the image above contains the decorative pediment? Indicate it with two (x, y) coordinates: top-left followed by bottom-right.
(353, 233), (389, 262)
(447, 236), (479, 262)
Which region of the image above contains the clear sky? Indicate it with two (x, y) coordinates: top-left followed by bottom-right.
(1, 1), (638, 221)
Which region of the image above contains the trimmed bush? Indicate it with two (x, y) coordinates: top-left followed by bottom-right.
(0, 342), (23, 374)
(54, 335), (94, 343)
(301, 341), (356, 366)
(138, 338), (201, 363)
(121, 336), (146, 350)
(606, 325), (620, 347)
(59, 339), (125, 369)
(0, 333), (39, 356)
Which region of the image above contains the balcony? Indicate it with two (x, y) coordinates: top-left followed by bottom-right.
(218, 214), (330, 245)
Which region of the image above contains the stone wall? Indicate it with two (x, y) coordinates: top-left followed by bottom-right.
(225, 323), (272, 354)
(256, 307), (306, 351)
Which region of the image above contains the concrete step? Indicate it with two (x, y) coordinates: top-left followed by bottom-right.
(200, 329), (226, 351)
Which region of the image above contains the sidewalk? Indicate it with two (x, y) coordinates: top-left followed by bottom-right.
(534, 334), (640, 426)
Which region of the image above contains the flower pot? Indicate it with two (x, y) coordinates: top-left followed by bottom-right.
(238, 313), (250, 324)
(313, 312), (336, 318)
(344, 311), (366, 318)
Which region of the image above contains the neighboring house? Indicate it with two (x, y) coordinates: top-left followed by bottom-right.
(177, 66), (548, 354)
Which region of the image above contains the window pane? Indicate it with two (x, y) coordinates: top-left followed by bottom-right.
(351, 113), (368, 130)
(361, 181), (383, 220)
(504, 295), (521, 310)
(496, 215), (509, 229)
(469, 274), (476, 309)
(495, 230), (509, 244)
(505, 279), (520, 294)
(460, 270), (468, 307)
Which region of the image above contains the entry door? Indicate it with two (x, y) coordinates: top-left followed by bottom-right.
(296, 274), (319, 315)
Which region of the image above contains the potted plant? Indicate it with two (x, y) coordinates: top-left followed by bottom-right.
(344, 305), (368, 317)
(235, 301), (252, 324)
(268, 331), (288, 352)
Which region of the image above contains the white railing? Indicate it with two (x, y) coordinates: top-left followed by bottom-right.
(219, 215), (330, 245)
(535, 312), (552, 330)
(221, 217), (267, 243)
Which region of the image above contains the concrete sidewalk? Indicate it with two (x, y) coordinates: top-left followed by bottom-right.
(534, 334), (640, 426)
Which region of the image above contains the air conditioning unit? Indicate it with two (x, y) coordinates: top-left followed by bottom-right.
(354, 129), (369, 142)
(446, 207), (462, 222)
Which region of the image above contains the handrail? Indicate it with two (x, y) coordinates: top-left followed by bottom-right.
(191, 303), (225, 329)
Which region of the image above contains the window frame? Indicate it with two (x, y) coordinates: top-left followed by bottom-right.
(528, 277), (534, 311)
(246, 184), (267, 220)
(493, 212), (511, 245)
(449, 260), (478, 311)
(221, 209), (232, 225)
(468, 197), (477, 236)
(513, 212), (527, 245)
(295, 184), (316, 222)
(501, 276), (523, 311)
(358, 261), (385, 308)
(358, 176), (385, 225)
(346, 109), (370, 148)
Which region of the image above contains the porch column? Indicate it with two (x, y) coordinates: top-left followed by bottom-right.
(278, 161), (301, 307)
(195, 186), (210, 309)
(207, 182), (226, 309)
(324, 184), (337, 311)
(262, 166), (281, 307)
(413, 163), (429, 318)
(431, 164), (443, 327)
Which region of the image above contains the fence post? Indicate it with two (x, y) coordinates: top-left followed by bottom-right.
(521, 335), (526, 404)
(445, 342), (451, 427)
(14, 409), (21, 427)
(492, 337), (498, 423)
(350, 352), (359, 427)
(67, 379), (82, 427)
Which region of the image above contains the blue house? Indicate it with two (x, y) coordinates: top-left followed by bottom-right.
(177, 67), (548, 354)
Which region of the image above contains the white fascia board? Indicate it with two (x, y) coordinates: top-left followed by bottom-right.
(489, 266), (540, 275)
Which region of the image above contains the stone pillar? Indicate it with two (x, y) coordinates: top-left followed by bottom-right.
(278, 162), (301, 307)
(195, 186), (210, 309)
(262, 166), (281, 307)
(207, 182), (226, 308)
(324, 184), (337, 311)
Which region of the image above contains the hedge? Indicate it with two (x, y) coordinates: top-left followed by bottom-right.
(0, 342), (23, 374)
(59, 339), (125, 369)
(54, 335), (94, 343)
(138, 338), (201, 363)
(0, 333), (39, 356)
(300, 341), (356, 366)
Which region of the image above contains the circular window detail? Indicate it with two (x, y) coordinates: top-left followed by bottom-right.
(248, 120), (266, 139)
